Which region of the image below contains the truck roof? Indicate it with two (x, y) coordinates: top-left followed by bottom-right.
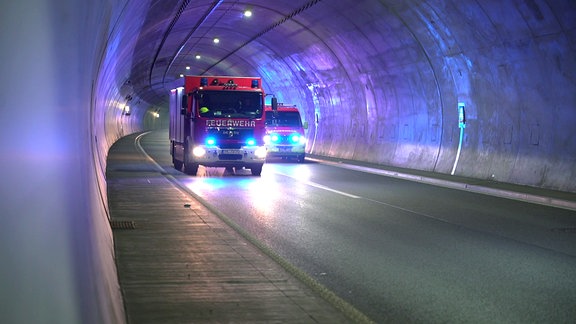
(171, 75), (263, 91)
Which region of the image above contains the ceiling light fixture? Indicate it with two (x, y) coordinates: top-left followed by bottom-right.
(213, 37), (220, 44)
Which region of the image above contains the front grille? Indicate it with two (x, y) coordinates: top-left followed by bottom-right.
(207, 127), (256, 149)
(220, 143), (242, 149)
(278, 135), (291, 144)
(208, 128), (254, 140)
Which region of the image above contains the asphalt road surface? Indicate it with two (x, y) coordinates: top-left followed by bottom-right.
(141, 130), (576, 323)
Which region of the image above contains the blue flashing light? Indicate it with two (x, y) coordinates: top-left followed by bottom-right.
(205, 137), (216, 146)
(289, 133), (301, 144)
(270, 134), (280, 143)
(251, 79), (259, 88)
(246, 138), (256, 146)
(200, 77), (208, 86)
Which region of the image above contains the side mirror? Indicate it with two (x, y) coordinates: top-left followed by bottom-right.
(271, 97), (278, 112)
(181, 95), (188, 108)
(181, 94), (189, 115)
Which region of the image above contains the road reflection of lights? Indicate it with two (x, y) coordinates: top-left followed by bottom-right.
(181, 173), (282, 218)
(273, 165), (313, 197)
(179, 168), (310, 228)
(245, 176), (281, 217)
(292, 165), (312, 181)
(183, 177), (227, 196)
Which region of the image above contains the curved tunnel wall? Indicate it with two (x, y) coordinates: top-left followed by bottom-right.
(1, 1), (129, 323)
(1, 0), (574, 323)
(1, 0), (163, 323)
(243, 1), (576, 192)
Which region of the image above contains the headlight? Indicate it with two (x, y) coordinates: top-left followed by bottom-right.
(254, 146), (267, 159)
(264, 133), (280, 144)
(192, 146), (206, 157)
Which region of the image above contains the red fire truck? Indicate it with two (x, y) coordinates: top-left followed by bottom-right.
(264, 104), (307, 163)
(169, 76), (275, 176)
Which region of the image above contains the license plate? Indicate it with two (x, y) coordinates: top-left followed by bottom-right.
(222, 149), (242, 154)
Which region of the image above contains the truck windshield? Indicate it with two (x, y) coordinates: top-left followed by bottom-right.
(197, 91), (263, 118)
(265, 111), (302, 127)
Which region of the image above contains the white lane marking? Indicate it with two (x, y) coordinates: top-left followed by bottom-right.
(274, 171), (361, 199)
(135, 132), (164, 171)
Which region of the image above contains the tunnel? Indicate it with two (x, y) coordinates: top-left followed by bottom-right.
(1, 0), (575, 322)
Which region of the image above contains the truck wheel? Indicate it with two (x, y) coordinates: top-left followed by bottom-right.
(183, 138), (199, 176)
(172, 142), (183, 170)
(184, 161), (199, 175)
(173, 158), (183, 171)
(250, 164), (263, 176)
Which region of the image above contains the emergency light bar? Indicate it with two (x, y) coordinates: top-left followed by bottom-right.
(246, 138), (257, 146)
(205, 137), (216, 146)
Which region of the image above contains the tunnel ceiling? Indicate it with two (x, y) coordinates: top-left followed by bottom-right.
(126, 0), (575, 108)
(127, 0), (323, 106)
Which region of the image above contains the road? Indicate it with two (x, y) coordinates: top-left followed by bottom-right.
(141, 130), (576, 323)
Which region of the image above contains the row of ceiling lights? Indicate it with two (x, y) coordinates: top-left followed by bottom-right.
(179, 9), (253, 78)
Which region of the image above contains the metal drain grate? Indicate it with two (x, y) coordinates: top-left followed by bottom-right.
(110, 220), (136, 230)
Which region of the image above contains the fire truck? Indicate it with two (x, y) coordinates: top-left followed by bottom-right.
(169, 76), (275, 176)
(264, 104), (307, 163)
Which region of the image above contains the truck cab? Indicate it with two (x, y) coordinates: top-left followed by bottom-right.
(264, 104), (307, 163)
